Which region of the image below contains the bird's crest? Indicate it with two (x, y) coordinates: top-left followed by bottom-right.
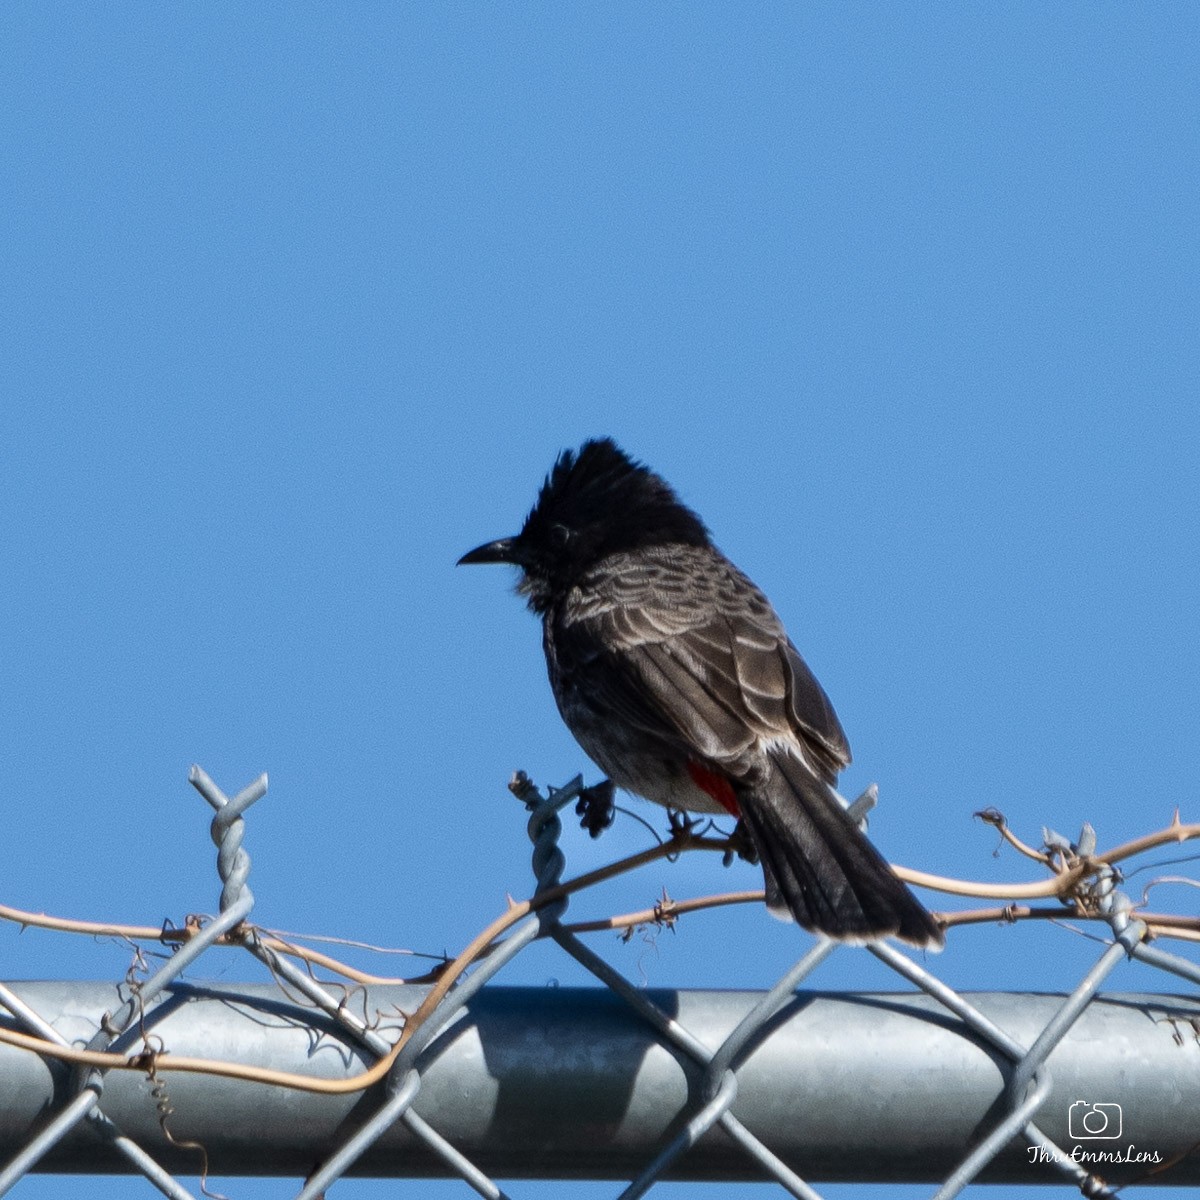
(523, 438), (710, 554)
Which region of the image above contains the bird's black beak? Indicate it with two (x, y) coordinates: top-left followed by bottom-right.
(458, 536), (523, 566)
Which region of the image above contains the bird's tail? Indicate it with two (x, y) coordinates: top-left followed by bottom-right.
(736, 751), (943, 949)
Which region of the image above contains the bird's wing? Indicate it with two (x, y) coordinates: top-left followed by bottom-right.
(555, 546), (850, 782)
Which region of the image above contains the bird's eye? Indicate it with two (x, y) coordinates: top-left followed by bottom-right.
(549, 523), (572, 547)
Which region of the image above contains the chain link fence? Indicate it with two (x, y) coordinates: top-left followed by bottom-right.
(2, 765), (1199, 1198)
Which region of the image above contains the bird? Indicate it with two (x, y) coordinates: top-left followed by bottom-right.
(459, 437), (942, 948)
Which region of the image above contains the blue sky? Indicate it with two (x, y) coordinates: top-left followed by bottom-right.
(2, 5), (1198, 1199)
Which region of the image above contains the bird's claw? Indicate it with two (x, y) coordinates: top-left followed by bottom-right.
(722, 818), (760, 868)
(666, 807), (703, 840)
(576, 779), (616, 838)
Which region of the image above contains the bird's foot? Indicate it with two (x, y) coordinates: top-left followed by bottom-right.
(576, 778), (616, 838)
(666, 807), (704, 841)
(722, 818), (760, 868)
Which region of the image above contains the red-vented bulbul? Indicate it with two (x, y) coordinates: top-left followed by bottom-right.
(460, 438), (942, 948)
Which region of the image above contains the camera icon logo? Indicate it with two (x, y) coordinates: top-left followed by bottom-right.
(1069, 1101), (1123, 1140)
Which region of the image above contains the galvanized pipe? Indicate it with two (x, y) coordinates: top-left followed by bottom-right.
(0, 982), (1196, 1186)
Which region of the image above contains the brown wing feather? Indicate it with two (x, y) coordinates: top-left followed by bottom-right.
(552, 544), (849, 780)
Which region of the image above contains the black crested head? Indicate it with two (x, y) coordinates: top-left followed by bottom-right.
(492, 438), (711, 614)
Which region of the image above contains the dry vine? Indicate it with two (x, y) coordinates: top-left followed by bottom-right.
(1, 784), (1198, 1097)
